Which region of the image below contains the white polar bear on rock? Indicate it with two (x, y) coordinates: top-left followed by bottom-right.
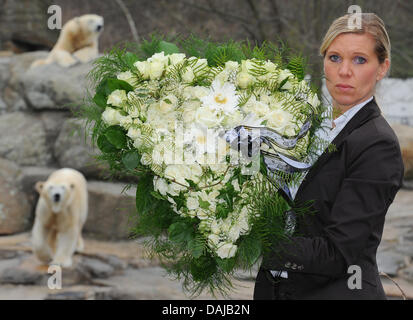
(31, 14), (104, 68)
(32, 168), (88, 268)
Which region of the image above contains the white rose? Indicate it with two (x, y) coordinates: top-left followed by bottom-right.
(236, 72), (254, 89)
(117, 71), (137, 86)
(241, 59), (255, 73)
(224, 61), (239, 72)
(278, 69), (293, 83)
(134, 61), (150, 79)
(197, 209), (209, 220)
(102, 107), (123, 126)
(186, 196), (199, 210)
(168, 53), (186, 65)
(231, 179), (240, 192)
(149, 61), (164, 80)
(228, 225), (241, 242)
(182, 67), (195, 83)
(159, 94), (178, 113)
(188, 57), (208, 71)
(107, 89), (127, 107)
(182, 104), (198, 124)
(152, 141), (173, 165)
(167, 181), (187, 196)
(251, 101), (270, 117)
(189, 164), (203, 182)
(119, 115), (133, 129)
(263, 60), (277, 73)
(153, 176), (169, 196)
(210, 219), (221, 234)
(221, 109), (243, 129)
(266, 109), (293, 130)
(216, 242), (237, 259)
(164, 164), (191, 186)
(195, 106), (223, 128)
(209, 163), (228, 175)
(140, 152), (152, 166)
(208, 234), (220, 247)
(148, 52), (169, 65)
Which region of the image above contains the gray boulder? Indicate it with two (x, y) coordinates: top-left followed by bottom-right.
(0, 158), (32, 235)
(9, 51), (95, 111)
(84, 181), (138, 240)
(0, 112), (52, 166)
(54, 118), (108, 179)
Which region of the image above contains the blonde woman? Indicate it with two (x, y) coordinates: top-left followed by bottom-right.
(254, 13), (404, 300)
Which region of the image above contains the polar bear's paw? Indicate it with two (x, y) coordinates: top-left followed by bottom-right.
(51, 257), (73, 268)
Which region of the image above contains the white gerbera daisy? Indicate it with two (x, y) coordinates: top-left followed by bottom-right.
(201, 79), (239, 114)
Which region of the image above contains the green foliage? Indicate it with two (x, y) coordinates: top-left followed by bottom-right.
(122, 150), (140, 170)
(205, 41), (246, 67)
(287, 55), (306, 81)
(104, 125), (127, 149)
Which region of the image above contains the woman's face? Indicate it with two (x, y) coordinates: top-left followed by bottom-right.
(324, 32), (389, 112)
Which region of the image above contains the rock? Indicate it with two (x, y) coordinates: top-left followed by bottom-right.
(0, 267), (44, 285)
(9, 51), (94, 111)
(45, 291), (94, 300)
(54, 118), (108, 179)
(0, 249), (22, 260)
(20, 166), (57, 206)
(377, 251), (406, 276)
(0, 56), (10, 91)
(94, 289), (137, 300)
(0, 158), (32, 235)
(78, 256), (115, 279)
(0, 1), (57, 52)
(40, 111), (71, 144)
(1, 86), (27, 113)
(391, 124), (413, 179)
(0, 112), (52, 166)
(399, 265), (413, 283)
(84, 181), (138, 240)
(0, 97), (6, 113)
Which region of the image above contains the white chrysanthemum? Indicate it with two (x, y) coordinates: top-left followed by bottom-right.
(201, 79), (239, 114)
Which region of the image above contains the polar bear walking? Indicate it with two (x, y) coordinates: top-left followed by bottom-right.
(31, 14), (104, 68)
(32, 168), (88, 268)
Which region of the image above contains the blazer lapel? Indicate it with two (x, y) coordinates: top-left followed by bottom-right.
(295, 97), (382, 199)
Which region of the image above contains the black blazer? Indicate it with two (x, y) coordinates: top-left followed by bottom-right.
(254, 97), (404, 300)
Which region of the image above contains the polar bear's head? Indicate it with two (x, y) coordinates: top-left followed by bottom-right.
(35, 180), (75, 214)
(75, 14), (104, 36)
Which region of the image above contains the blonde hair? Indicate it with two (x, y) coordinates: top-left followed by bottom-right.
(320, 13), (391, 65)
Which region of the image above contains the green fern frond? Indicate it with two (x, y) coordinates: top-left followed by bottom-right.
(287, 55), (306, 81)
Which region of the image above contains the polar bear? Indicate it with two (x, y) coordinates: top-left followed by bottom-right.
(32, 168), (88, 268)
(31, 14), (104, 68)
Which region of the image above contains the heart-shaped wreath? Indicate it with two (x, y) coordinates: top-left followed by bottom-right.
(81, 36), (328, 297)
